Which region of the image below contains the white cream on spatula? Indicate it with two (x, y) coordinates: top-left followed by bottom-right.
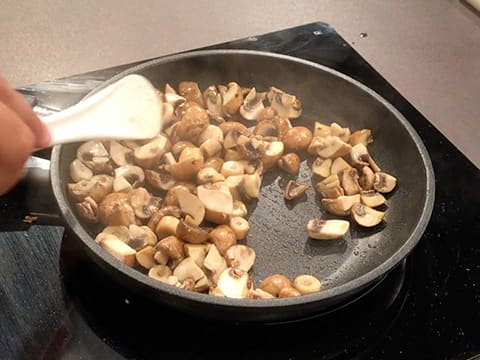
(40, 74), (163, 146)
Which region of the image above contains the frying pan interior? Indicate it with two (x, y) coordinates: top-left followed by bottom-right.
(52, 50), (434, 321)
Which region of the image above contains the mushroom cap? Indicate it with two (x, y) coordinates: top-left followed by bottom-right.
(351, 203), (385, 227)
(215, 267), (250, 299)
(99, 192), (136, 227)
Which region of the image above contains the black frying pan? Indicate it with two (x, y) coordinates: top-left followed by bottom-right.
(49, 50), (435, 323)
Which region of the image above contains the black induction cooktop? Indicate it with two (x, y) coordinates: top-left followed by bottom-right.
(1, 22), (479, 360)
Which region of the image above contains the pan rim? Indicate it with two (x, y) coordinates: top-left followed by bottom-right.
(51, 49), (435, 311)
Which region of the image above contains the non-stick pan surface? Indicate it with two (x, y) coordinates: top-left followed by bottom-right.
(50, 50), (434, 323)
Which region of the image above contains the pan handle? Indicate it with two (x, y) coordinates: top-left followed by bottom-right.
(1, 156), (64, 228)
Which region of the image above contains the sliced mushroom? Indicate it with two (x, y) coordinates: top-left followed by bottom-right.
(136, 245), (157, 269)
(197, 124), (224, 145)
(114, 164), (145, 189)
(254, 119), (279, 138)
(218, 121), (250, 137)
(128, 224), (157, 249)
(350, 143), (381, 172)
(232, 200), (248, 218)
(315, 136), (352, 158)
(197, 183), (234, 224)
(224, 175), (244, 201)
(237, 138), (263, 160)
(169, 146), (204, 181)
(203, 243), (227, 284)
(129, 187), (161, 220)
(247, 288), (275, 299)
(359, 166), (375, 190)
(225, 245), (256, 272)
(101, 225), (130, 243)
(312, 158), (332, 178)
(113, 176), (132, 193)
(313, 121), (331, 138)
(99, 192), (136, 226)
(272, 116), (293, 139)
(215, 267), (250, 299)
(267, 86), (302, 119)
(67, 175), (113, 203)
(261, 140), (284, 169)
(95, 233), (136, 267)
(196, 167), (225, 184)
(203, 85), (224, 121)
(194, 276), (210, 292)
(69, 159), (93, 182)
(161, 102), (176, 126)
(203, 157), (224, 173)
(239, 87), (266, 121)
(176, 103), (210, 141)
(173, 257), (207, 282)
(184, 244), (208, 268)
(221, 82), (243, 117)
(171, 141), (195, 159)
(209, 224), (237, 255)
(178, 81), (204, 107)
(241, 173), (262, 200)
(360, 190), (386, 208)
(153, 249), (169, 265)
(282, 126), (313, 152)
(330, 122), (351, 143)
(339, 168), (361, 195)
(76, 140), (111, 173)
(156, 235), (184, 261)
(176, 219), (209, 244)
(349, 129), (373, 147)
(163, 184), (194, 207)
(152, 215), (180, 239)
(284, 180), (308, 200)
(306, 219), (350, 240)
(351, 203), (385, 227)
(321, 194), (361, 216)
(278, 287), (302, 298)
(109, 140), (133, 167)
(228, 216), (250, 240)
(373, 172), (397, 193)
(75, 196), (99, 223)
(277, 153), (301, 175)
(221, 161), (245, 178)
(176, 189), (205, 225)
(315, 174), (345, 199)
(330, 157), (352, 176)
(199, 138), (222, 158)
(148, 264), (172, 283)
(134, 136), (169, 169)
(257, 106), (277, 122)
(145, 169), (176, 191)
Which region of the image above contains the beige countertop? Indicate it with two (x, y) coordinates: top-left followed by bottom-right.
(1, 0), (479, 168)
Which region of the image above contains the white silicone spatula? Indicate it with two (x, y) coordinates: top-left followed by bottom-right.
(40, 74), (163, 146)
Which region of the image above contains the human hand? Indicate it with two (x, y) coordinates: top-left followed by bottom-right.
(0, 75), (51, 195)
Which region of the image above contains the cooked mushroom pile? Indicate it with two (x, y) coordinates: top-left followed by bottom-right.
(67, 80), (396, 299)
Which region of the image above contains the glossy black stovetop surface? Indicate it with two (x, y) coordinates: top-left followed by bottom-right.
(1, 22), (479, 360)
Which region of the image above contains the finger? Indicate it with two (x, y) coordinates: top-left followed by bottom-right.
(0, 75), (51, 148)
(0, 102), (35, 195)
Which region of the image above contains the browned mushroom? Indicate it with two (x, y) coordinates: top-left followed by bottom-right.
(176, 219), (209, 244)
(284, 180), (308, 200)
(67, 175), (113, 203)
(178, 81), (204, 106)
(306, 219), (350, 240)
(99, 192), (136, 226)
(321, 194), (361, 216)
(209, 224), (237, 255)
(351, 203), (385, 227)
(277, 153), (301, 175)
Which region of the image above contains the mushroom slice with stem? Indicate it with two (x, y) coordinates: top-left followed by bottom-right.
(176, 189), (205, 225)
(69, 159), (93, 182)
(339, 168), (361, 195)
(75, 196), (99, 223)
(176, 219), (209, 244)
(134, 135), (170, 169)
(156, 235), (184, 262)
(128, 224), (157, 249)
(330, 122), (351, 143)
(350, 144), (381, 172)
(114, 164), (145, 188)
(359, 166), (375, 190)
(239, 87), (266, 121)
(203, 85), (224, 121)
(95, 233), (136, 267)
(321, 194), (361, 216)
(136, 245), (157, 269)
(315, 174), (345, 199)
(267, 86), (302, 119)
(315, 136), (352, 159)
(312, 158), (332, 178)
(109, 140), (133, 167)
(277, 153), (301, 175)
(221, 82), (244, 117)
(351, 203), (385, 227)
(254, 119), (279, 138)
(360, 190), (386, 208)
(129, 187), (161, 220)
(148, 264), (172, 283)
(67, 175), (113, 203)
(203, 244), (227, 284)
(284, 180), (308, 200)
(99, 192), (136, 226)
(330, 157), (352, 176)
(197, 124), (224, 145)
(306, 219), (350, 240)
(215, 267), (251, 299)
(225, 245), (256, 272)
(145, 169), (176, 191)
(349, 129), (373, 147)
(76, 140), (110, 172)
(373, 172), (397, 193)
(173, 257), (207, 283)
